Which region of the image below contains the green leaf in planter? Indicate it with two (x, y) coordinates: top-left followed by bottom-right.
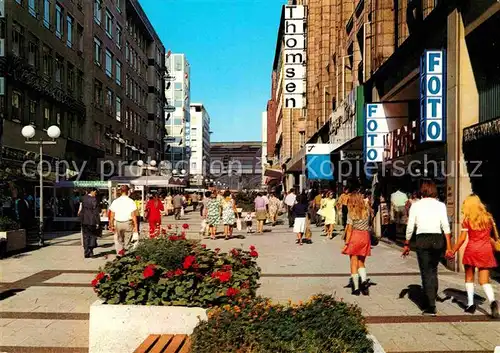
(175, 285), (185, 296)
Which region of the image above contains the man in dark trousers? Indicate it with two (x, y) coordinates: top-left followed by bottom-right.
(79, 188), (100, 258)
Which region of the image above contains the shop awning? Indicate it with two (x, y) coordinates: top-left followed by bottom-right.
(264, 168), (283, 179)
(265, 177), (280, 186)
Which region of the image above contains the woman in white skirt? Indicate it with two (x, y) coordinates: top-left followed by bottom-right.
(292, 193), (309, 246)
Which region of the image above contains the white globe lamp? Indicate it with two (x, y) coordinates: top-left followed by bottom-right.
(137, 160), (144, 167)
(172, 169), (178, 175)
(149, 160), (157, 167)
(47, 125), (61, 139)
(21, 125), (36, 139)
(181, 169), (186, 175)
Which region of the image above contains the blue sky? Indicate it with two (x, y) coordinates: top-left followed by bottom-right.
(140, 0), (286, 142)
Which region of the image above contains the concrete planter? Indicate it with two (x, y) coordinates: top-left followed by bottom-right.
(368, 334), (386, 353)
(0, 229), (26, 256)
(88, 300), (207, 353)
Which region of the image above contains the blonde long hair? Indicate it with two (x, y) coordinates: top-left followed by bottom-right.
(462, 194), (493, 230)
(347, 192), (369, 220)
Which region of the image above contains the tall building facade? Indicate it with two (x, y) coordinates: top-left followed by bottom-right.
(1, 0), (166, 178)
(164, 52), (190, 173)
(189, 103), (210, 185)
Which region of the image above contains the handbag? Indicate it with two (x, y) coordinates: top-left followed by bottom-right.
(492, 222), (500, 252)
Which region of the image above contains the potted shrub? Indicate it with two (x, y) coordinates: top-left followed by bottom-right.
(88, 224), (261, 353)
(0, 216), (26, 258)
(191, 295), (382, 353)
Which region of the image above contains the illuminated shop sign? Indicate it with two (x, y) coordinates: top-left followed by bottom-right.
(364, 104), (389, 162)
(420, 50), (446, 142)
(283, 5), (306, 109)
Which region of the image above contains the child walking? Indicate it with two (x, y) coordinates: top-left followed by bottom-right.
(244, 212), (253, 233)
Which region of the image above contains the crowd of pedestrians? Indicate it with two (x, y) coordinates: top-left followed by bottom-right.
(76, 179), (499, 319)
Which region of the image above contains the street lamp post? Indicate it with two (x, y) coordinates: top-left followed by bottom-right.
(22, 125), (61, 246)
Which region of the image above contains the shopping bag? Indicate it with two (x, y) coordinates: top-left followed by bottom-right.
(236, 218), (242, 231)
(200, 219), (207, 234)
(180, 207), (185, 217)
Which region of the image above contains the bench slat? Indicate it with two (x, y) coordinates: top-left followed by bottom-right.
(163, 334), (187, 353)
(178, 336), (192, 353)
(149, 334), (173, 353)
(133, 334), (160, 353)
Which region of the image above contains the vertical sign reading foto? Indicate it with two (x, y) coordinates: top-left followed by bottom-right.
(420, 50), (446, 142)
(364, 104), (389, 162)
(284, 5), (306, 109)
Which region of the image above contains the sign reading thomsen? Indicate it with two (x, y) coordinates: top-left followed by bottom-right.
(284, 5), (306, 109)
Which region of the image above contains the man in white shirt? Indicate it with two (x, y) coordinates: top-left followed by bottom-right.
(109, 185), (139, 254)
(284, 189), (296, 227)
(403, 180), (452, 316)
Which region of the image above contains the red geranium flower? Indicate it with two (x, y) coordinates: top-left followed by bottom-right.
(183, 255), (196, 269)
(250, 245), (256, 251)
(91, 272), (106, 287)
(241, 281), (250, 289)
(142, 264), (156, 279)
(161, 228), (167, 235)
(241, 260), (247, 266)
(214, 248), (221, 253)
(201, 244), (207, 249)
(129, 282), (137, 288)
(250, 250), (259, 258)
(222, 264), (232, 271)
(164, 270), (174, 278)
(182, 223), (190, 229)
(168, 235), (179, 241)
(179, 234), (186, 240)
(230, 248), (239, 256)
(118, 249), (126, 256)
(174, 268), (184, 276)
(136, 256), (141, 261)
(212, 270), (231, 283)
(226, 287), (240, 297)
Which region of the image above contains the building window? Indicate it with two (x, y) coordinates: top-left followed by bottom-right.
(42, 45), (52, 76)
(77, 24), (84, 52)
(174, 82), (182, 90)
(174, 100), (182, 108)
(174, 56), (182, 71)
(94, 37), (102, 66)
(125, 42), (129, 62)
(12, 91), (22, 122)
(94, 0), (102, 25)
(43, 0), (51, 28)
(28, 0), (37, 17)
(106, 88), (113, 109)
(95, 123), (102, 146)
(67, 63), (75, 92)
(116, 60), (122, 85)
(125, 75), (129, 96)
(94, 80), (103, 106)
(105, 49), (113, 77)
(77, 70), (84, 100)
(116, 96), (121, 121)
(29, 99), (37, 124)
(28, 41), (38, 67)
(105, 10), (113, 38)
(116, 0), (123, 13)
(55, 3), (63, 39)
(115, 143), (121, 156)
(66, 15), (73, 48)
(44, 106), (51, 129)
(116, 24), (122, 49)
(55, 55), (63, 84)
(12, 24), (23, 57)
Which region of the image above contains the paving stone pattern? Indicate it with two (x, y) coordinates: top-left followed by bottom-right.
(0, 210), (499, 353)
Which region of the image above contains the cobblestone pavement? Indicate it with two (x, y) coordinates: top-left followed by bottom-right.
(1, 210), (499, 352)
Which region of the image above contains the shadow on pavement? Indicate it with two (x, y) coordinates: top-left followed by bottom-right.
(399, 284), (427, 310)
(0, 288), (25, 301)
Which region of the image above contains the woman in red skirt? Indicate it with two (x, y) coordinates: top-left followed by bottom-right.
(342, 192), (372, 296)
(145, 193), (164, 238)
(450, 194), (499, 318)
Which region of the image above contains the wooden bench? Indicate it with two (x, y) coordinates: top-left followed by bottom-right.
(134, 334), (191, 353)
